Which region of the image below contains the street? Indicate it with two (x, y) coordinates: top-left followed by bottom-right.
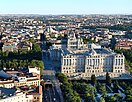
(43, 86), (61, 102)
(42, 70), (63, 102)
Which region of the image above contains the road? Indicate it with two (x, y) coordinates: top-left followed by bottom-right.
(43, 86), (61, 102)
(42, 70), (63, 102)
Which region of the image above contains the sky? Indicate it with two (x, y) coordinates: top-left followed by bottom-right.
(0, 0), (131, 15)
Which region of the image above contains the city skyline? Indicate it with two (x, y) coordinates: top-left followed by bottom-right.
(0, 0), (132, 15)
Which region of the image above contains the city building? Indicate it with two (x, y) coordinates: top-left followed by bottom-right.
(115, 40), (132, 50)
(0, 88), (26, 102)
(49, 33), (130, 79)
(2, 44), (18, 52)
(0, 86), (42, 102)
(0, 67), (40, 88)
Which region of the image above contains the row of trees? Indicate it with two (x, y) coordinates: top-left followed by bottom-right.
(57, 72), (132, 102)
(57, 73), (112, 102)
(92, 73), (130, 102)
(91, 73), (112, 87)
(81, 24), (132, 31)
(56, 73), (82, 102)
(0, 59), (43, 68)
(124, 86), (132, 101)
(72, 82), (95, 102)
(91, 73), (124, 102)
(0, 43), (42, 61)
(0, 43), (43, 71)
(119, 81), (132, 101)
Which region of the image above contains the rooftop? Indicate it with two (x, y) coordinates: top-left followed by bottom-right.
(0, 87), (16, 99)
(62, 48), (112, 56)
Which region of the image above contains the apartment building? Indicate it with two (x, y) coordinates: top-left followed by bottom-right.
(115, 40), (132, 50)
(0, 86), (42, 102)
(0, 67), (40, 88)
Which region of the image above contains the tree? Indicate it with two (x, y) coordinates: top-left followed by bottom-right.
(72, 82), (92, 100)
(125, 88), (132, 95)
(90, 93), (95, 102)
(40, 33), (46, 41)
(83, 37), (88, 44)
(100, 97), (105, 102)
(91, 74), (97, 86)
(29, 60), (43, 68)
(56, 72), (68, 84)
(46, 42), (52, 49)
(65, 90), (81, 102)
(63, 34), (68, 38)
(99, 84), (107, 98)
(109, 96), (116, 102)
(125, 95), (132, 102)
(113, 80), (118, 93)
(32, 43), (41, 52)
(58, 73), (81, 102)
(106, 72), (111, 86)
(28, 38), (35, 43)
(114, 93), (122, 102)
(73, 91), (82, 102)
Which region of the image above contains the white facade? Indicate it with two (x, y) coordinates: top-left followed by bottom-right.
(28, 66), (40, 75)
(60, 51), (126, 78)
(50, 32), (84, 50)
(0, 91), (42, 102)
(0, 76), (40, 88)
(49, 33), (129, 79)
(67, 33), (84, 49)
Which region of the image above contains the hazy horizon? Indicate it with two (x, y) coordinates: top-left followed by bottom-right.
(0, 0), (131, 15)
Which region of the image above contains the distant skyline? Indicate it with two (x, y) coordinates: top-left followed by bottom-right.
(0, 0), (132, 15)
